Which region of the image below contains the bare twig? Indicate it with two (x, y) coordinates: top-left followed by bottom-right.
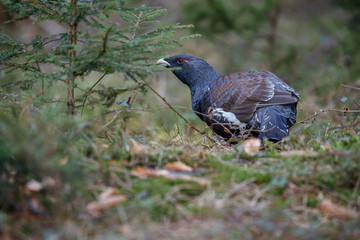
(127, 92), (137, 106)
(2, 62), (40, 73)
(35, 61), (44, 96)
(351, 175), (360, 207)
(97, 26), (113, 59)
(141, 78), (216, 143)
(250, 184), (271, 207)
(97, 92), (137, 133)
(327, 120), (360, 132)
(354, 100), (360, 108)
(295, 108), (360, 126)
(97, 109), (122, 133)
(81, 73), (107, 114)
(341, 84), (360, 91)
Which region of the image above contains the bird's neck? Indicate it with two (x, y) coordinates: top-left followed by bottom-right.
(189, 71), (222, 110)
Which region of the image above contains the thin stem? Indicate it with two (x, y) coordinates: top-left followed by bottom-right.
(80, 73), (107, 115)
(341, 84), (360, 91)
(295, 108), (360, 126)
(141, 78), (216, 143)
(35, 61), (44, 96)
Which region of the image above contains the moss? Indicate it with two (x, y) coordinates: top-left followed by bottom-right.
(206, 157), (272, 185)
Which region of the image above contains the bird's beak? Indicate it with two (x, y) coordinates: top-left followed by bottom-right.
(157, 58), (170, 67)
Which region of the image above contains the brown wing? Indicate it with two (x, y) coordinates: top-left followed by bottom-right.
(209, 71), (299, 122)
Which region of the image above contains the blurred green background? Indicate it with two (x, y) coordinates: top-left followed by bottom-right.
(1, 0), (359, 132)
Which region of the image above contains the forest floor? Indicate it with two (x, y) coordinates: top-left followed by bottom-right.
(1, 109), (360, 239)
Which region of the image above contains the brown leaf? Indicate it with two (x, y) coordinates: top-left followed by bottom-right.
(165, 161), (193, 172)
(319, 199), (358, 220)
(59, 156), (68, 165)
(131, 167), (209, 185)
(179, 154), (190, 162)
(242, 138), (261, 156)
(156, 169), (210, 186)
(101, 144), (110, 149)
(87, 188), (127, 217)
(130, 166), (156, 178)
(42, 177), (56, 188)
(130, 139), (150, 155)
(87, 195), (127, 217)
(99, 187), (119, 200)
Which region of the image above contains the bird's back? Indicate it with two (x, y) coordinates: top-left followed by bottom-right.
(197, 71), (300, 141)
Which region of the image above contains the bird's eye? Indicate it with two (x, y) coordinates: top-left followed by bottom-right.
(176, 58), (188, 64)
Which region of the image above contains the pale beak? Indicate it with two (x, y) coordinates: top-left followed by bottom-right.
(157, 58), (170, 67)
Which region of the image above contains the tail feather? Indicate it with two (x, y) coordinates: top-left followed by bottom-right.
(256, 104), (297, 142)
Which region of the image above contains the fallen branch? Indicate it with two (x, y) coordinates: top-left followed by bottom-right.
(341, 84), (360, 91)
(295, 108), (360, 125)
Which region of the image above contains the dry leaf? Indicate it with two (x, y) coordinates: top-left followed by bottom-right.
(242, 138), (261, 156)
(87, 195), (127, 217)
(319, 199), (358, 219)
(119, 224), (133, 235)
(26, 179), (43, 192)
(131, 167), (209, 185)
(130, 139), (150, 155)
(99, 187), (119, 201)
(156, 169), (210, 186)
(280, 150), (317, 157)
(42, 177), (56, 188)
(87, 188), (127, 217)
(130, 166), (156, 178)
(165, 161), (193, 172)
(101, 144), (110, 149)
(59, 156), (68, 165)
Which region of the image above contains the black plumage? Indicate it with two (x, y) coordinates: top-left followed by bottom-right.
(157, 54), (300, 142)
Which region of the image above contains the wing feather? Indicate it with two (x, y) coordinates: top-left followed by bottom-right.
(209, 71), (299, 122)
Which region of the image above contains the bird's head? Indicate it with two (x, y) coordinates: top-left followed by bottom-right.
(157, 54), (221, 87)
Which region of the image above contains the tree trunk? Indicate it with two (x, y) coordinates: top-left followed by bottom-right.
(68, 0), (77, 116)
